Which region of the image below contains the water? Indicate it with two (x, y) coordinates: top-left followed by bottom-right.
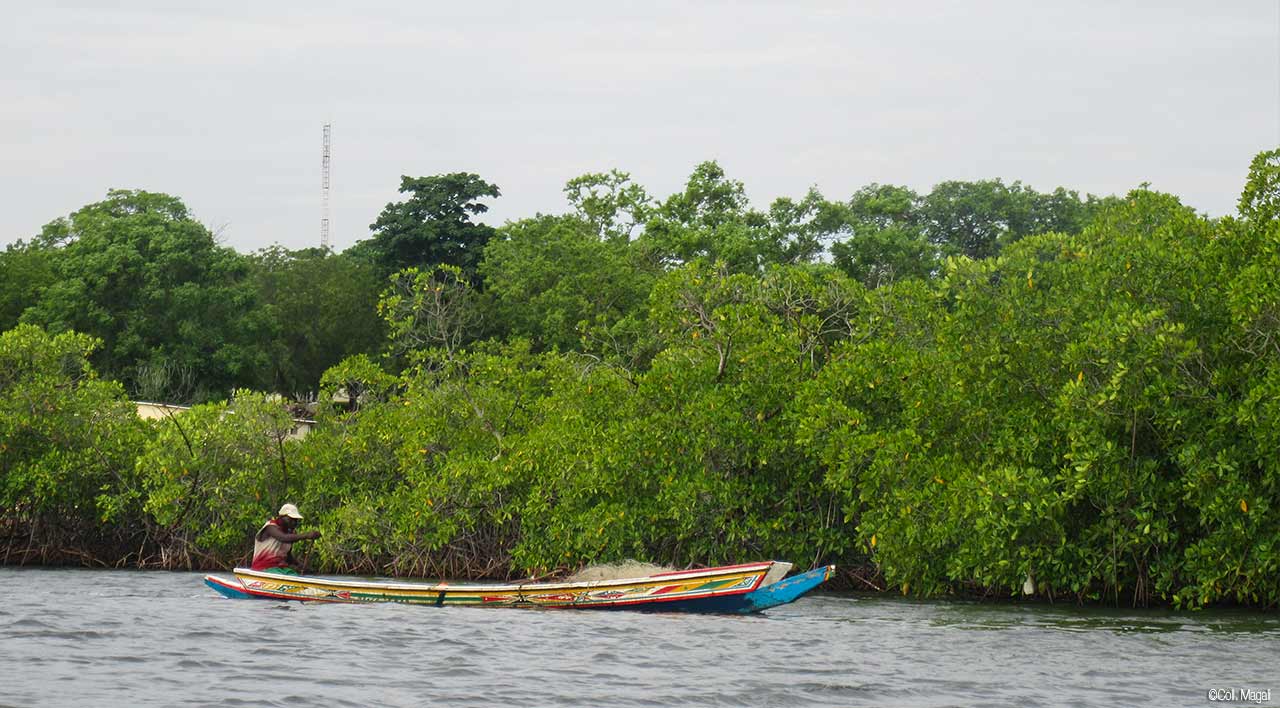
(0, 569), (1277, 707)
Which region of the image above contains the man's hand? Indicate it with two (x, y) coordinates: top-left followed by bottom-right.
(306, 530), (322, 540)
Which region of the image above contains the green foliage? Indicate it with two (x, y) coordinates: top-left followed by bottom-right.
(290, 340), (557, 576)
(1238, 148), (1280, 222)
(248, 246), (384, 397)
(760, 188), (847, 266)
(563, 169), (654, 243)
(136, 390), (298, 567)
(318, 353), (398, 413)
(638, 162), (843, 272)
(20, 190), (270, 401)
(830, 180), (1112, 285)
(920, 179), (1091, 259)
(361, 173), (501, 279)
(0, 239), (57, 331)
(4, 152), (1280, 608)
(378, 264), (480, 364)
(830, 184), (934, 285)
(0, 325), (149, 561)
(799, 176), (1280, 607)
(480, 214), (654, 354)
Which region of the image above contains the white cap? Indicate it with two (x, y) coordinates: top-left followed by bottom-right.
(278, 503), (303, 519)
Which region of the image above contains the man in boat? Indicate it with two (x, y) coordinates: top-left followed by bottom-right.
(251, 503), (321, 574)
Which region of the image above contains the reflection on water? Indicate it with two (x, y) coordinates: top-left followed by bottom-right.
(0, 568), (1276, 707)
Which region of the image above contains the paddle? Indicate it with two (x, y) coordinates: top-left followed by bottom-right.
(299, 527), (322, 575)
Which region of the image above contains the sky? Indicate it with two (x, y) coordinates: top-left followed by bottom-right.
(3, 1), (1277, 253)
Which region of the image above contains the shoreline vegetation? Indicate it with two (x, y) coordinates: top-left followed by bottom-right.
(3, 153), (1280, 609)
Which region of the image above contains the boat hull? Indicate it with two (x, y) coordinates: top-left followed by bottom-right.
(204, 573), (254, 599)
(203, 562), (833, 614)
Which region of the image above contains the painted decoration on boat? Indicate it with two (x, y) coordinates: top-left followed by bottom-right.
(205, 561), (835, 614)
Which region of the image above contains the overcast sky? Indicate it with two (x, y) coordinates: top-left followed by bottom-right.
(3, 1), (1277, 253)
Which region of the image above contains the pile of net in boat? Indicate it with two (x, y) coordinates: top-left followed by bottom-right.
(564, 561), (675, 582)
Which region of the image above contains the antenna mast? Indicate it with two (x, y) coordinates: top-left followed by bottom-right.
(321, 123), (332, 250)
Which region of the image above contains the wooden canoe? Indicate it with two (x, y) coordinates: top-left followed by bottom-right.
(203, 561), (834, 614)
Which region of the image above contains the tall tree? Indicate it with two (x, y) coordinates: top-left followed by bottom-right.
(760, 188), (845, 266)
(919, 179), (1020, 260)
(378, 264), (481, 365)
(832, 181), (1111, 283)
(21, 190), (270, 401)
(480, 214), (654, 355)
(919, 179), (1106, 260)
(639, 161), (839, 272)
(563, 169), (653, 244)
(831, 184), (934, 285)
(1238, 148), (1280, 223)
(249, 246), (384, 397)
(0, 237), (58, 331)
(0, 324), (150, 561)
(638, 161), (755, 270)
(361, 173), (500, 279)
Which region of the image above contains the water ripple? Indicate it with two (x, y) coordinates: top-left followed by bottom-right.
(1, 569), (1278, 707)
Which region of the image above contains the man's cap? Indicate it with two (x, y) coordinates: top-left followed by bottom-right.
(278, 503), (303, 519)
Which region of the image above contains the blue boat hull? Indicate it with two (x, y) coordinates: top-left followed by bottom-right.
(205, 574), (253, 599)
(738, 564), (835, 612)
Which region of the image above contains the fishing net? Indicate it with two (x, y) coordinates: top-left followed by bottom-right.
(564, 560), (674, 582)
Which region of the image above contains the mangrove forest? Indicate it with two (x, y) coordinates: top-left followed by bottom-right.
(3, 151), (1280, 609)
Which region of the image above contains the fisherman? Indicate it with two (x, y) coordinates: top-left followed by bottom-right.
(251, 503), (321, 574)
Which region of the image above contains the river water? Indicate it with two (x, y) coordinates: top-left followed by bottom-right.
(0, 568), (1276, 707)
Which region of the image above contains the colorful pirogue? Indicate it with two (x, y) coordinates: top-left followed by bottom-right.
(204, 561), (834, 614)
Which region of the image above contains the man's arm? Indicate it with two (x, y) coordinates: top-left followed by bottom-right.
(262, 524), (321, 544)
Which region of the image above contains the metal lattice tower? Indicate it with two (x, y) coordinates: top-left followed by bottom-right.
(320, 123), (332, 249)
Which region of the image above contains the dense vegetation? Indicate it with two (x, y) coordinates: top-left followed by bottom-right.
(2, 152), (1278, 608)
